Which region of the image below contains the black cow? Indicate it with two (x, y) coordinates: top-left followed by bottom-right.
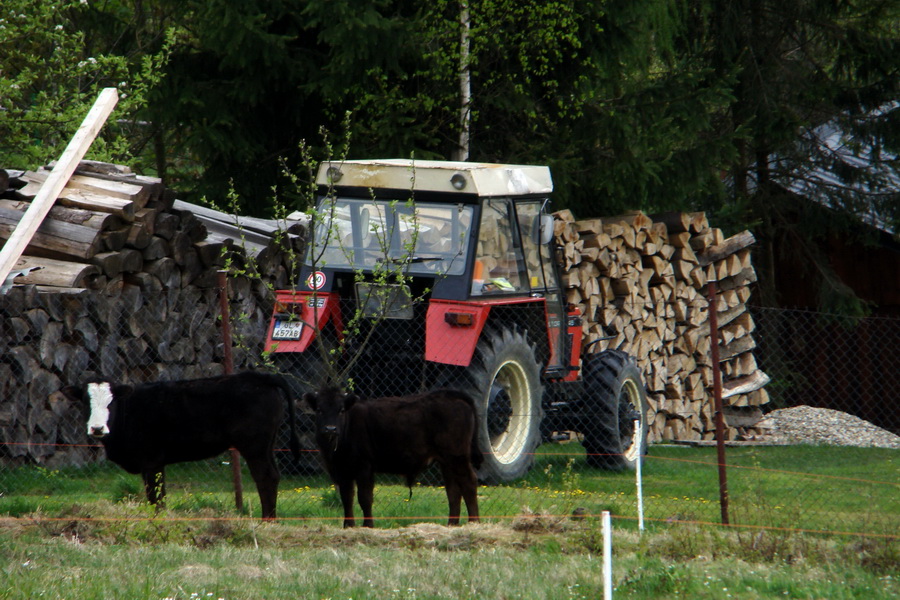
(60, 371), (300, 519)
(304, 386), (482, 528)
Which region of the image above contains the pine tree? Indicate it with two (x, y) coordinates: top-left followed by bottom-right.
(701, 0), (900, 310)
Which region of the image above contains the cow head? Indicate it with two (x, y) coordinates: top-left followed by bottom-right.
(85, 382), (116, 438)
(304, 387), (358, 446)
(58, 381), (132, 439)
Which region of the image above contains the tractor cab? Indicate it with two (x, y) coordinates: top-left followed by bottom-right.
(289, 160), (557, 297)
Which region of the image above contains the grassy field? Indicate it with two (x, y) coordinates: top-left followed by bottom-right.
(1, 510), (897, 599)
(1, 444), (897, 599)
(2, 443), (896, 534)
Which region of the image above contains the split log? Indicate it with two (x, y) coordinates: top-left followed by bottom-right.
(126, 222), (152, 249)
(575, 218), (603, 234)
(154, 212), (180, 240)
(70, 161), (165, 201)
(141, 236), (170, 260)
(0, 206), (102, 259)
(650, 211), (693, 233)
(697, 231), (756, 266)
(719, 335), (757, 361)
(90, 251), (124, 277)
(689, 212), (709, 233)
(100, 226), (130, 251)
(0, 199), (122, 231)
(606, 211), (653, 232)
(134, 208), (157, 235)
(553, 209), (576, 222)
(721, 370), (771, 399)
(10, 256), (101, 289)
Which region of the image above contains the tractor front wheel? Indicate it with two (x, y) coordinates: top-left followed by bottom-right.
(457, 327), (544, 483)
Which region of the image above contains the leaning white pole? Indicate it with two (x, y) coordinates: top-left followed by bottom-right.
(0, 87), (119, 289)
(635, 419), (645, 532)
(602, 510), (613, 600)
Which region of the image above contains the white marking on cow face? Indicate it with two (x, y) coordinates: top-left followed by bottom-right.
(87, 382), (114, 437)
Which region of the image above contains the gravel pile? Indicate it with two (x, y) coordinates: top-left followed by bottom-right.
(751, 405), (900, 449)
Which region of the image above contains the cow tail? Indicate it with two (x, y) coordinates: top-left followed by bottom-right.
(470, 427), (484, 470)
(462, 392), (485, 470)
(276, 375), (301, 460)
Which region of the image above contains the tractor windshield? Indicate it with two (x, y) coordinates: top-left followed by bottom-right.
(305, 197), (474, 275)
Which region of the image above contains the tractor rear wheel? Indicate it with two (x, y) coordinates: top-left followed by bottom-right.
(581, 350), (648, 470)
(455, 327), (544, 483)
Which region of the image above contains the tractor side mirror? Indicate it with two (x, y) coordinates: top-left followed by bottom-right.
(531, 214), (554, 246)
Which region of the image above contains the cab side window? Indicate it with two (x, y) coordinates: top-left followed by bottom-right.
(472, 199), (524, 295)
(517, 200), (560, 292)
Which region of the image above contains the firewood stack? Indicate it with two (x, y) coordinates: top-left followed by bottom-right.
(553, 209), (768, 443)
(0, 162), (306, 466)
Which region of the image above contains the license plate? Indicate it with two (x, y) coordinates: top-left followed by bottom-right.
(272, 320), (304, 340)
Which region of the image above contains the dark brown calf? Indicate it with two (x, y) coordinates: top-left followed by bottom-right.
(304, 387), (483, 528)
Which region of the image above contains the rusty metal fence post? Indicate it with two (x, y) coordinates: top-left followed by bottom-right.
(217, 270), (244, 512)
(707, 280), (730, 526)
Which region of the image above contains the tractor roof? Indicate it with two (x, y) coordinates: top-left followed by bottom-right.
(316, 159), (553, 197)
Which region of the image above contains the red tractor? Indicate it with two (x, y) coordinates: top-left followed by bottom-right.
(265, 159), (648, 482)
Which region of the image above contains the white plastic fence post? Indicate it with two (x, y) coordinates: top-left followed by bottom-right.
(635, 419), (644, 533)
(602, 510), (613, 600)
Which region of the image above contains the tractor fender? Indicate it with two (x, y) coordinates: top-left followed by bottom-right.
(264, 291), (343, 353)
(425, 297), (547, 367)
(425, 301), (491, 366)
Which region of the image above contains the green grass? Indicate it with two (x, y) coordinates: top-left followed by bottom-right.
(0, 510), (897, 600)
(1, 443), (896, 536)
(0, 444), (897, 599)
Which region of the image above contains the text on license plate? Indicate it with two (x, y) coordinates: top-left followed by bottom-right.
(272, 320), (304, 340)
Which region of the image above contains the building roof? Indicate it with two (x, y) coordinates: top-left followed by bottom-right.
(771, 102), (899, 236)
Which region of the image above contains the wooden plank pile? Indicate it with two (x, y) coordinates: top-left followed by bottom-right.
(1, 162), (304, 293)
(553, 209), (768, 442)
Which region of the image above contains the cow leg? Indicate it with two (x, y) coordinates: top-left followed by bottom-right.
(440, 462), (463, 526)
(244, 452), (281, 520)
(142, 468), (166, 508)
(357, 471), (376, 528)
(460, 463), (480, 523)
(337, 480), (357, 528)
(443, 459), (480, 524)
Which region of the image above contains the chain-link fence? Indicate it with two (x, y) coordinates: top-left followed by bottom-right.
(752, 306), (900, 435)
(0, 285), (896, 537)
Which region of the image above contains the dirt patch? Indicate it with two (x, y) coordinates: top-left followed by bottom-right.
(272, 521), (527, 550)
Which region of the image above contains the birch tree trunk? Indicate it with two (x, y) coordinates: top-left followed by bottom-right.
(452, 1), (472, 162)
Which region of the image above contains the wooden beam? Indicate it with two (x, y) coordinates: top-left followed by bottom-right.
(0, 88), (118, 291)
